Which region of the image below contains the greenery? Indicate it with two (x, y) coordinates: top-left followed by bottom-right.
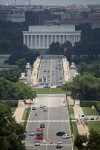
(0, 100), (18, 107)
(62, 73), (100, 100)
(10, 107), (16, 114)
(0, 103), (26, 150)
(32, 88), (67, 94)
(88, 121), (100, 133)
(69, 108), (74, 114)
(22, 108), (31, 120)
(72, 122), (78, 136)
(48, 41), (72, 62)
(0, 23), (40, 65)
(0, 77), (36, 100)
(74, 129), (100, 150)
(82, 107), (99, 116)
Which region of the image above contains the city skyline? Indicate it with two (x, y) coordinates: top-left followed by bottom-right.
(0, 0), (100, 6)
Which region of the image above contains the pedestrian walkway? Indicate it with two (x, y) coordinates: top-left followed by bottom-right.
(67, 96), (74, 106)
(67, 97), (89, 136)
(13, 107), (25, 123)
(73, 106), (89, 136)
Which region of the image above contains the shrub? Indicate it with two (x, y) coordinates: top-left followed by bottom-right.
(0, 100), (18, 107)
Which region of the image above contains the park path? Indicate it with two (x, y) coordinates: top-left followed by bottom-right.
(13, 107), (25, 123)
(67, 97), (89, 136)
(73, 107), (89, 136)
(67, 96), (74, 106)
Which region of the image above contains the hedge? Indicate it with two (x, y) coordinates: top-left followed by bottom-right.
(0, 100), (18, 107)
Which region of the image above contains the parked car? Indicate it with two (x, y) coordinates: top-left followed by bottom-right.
(35, 140), (40, 146)
(56, 132), (65, 136)
(62, 134), (70, 139)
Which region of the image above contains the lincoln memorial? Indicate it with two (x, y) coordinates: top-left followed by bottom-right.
(23, 25), (81, 49)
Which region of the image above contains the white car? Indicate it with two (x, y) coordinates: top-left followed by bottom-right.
(57, 142), (63, 147)
(62, 134), (70, 139)
(35, 140), (40, 146)
(29, 131), (35, 136)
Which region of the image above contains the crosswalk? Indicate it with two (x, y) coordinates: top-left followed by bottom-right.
(25, 143), (72, 146)
(28, 120), (69, 123)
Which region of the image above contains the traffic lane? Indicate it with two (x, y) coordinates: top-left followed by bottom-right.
(26, 145), (46, 150)
(49, 107), (68, 120)
(47, 145), (72, 150)
(30, 108), (48, 120)
(26, 122), (48, 144)
(48, 122), (71, 145)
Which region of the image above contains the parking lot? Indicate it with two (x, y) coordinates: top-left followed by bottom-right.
(25, 94), (72, 150)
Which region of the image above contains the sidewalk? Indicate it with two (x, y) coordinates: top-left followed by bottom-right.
(13, 107), (25, 123)
(68, 97), (89, 136)
(73, 106), (89, 136)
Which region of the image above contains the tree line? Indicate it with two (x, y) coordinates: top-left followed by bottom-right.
(62, 63), (100, 101)
(48, 23), (100, 64)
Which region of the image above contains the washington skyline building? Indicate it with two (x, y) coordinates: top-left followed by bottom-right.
(23, 25), (81, 49)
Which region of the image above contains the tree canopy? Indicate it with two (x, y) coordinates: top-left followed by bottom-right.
(0, 103), (26, 150)
(74, 129), (100, 150)
(0, 77), (36, 100)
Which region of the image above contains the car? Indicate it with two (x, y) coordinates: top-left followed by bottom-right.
(40, 123), (45, 128)
(62, 134), (70, 139)
(43, 107), (48, 112)
(32, 107), (36, 110)
(56, 144), (61, 148)
(36, 128), (43, 134)
(58, 142), (63, 147)
(29, 131), (35, 136)
(35, 140), (40, 146)
(56, 132), (65, 136)
(43, 106), (47, 108)
(40, 105), (43, 108)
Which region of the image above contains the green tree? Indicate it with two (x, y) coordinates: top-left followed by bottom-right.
(87, 129), (100, 150)
(16, 58), (26, 72)
(62, 73), (100, 100)
(0, 103), (26, 150)
(74, 134), (87, 150)
(0, 68), (21, 82)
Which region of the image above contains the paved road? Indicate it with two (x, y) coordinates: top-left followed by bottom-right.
(38, 55), (64, 87)
(25, 94), (73, 150)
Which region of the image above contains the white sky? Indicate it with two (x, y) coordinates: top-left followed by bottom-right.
(0, 0), (100, 6)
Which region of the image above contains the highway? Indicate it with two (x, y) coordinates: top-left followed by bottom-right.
(25, 94), (72, 150)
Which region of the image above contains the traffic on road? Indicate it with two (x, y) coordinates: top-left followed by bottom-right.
(25, 94), (72, 150)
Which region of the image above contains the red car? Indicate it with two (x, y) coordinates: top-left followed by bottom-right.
(56, 144), (61, 148)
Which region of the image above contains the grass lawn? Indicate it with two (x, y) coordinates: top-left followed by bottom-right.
(33, 88), (67, 94)
(72, 121), (78, 136)
(88, 121), (100, 133)
(82, 107), (99, 115)
(10, 107), (16, 114)
(69, 108), (74, 114)
(22, 108), (31, 120)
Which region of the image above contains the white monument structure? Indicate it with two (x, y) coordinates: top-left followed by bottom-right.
(23, 25), (81, 49)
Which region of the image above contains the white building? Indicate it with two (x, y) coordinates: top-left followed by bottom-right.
(23, 25), (81, 49)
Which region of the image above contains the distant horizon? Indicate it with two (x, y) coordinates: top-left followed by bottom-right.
(0, 0), (100, 6)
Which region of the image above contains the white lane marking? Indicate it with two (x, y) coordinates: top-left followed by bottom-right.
(25, 143), (73, 146)
(46, 97), (50, 150)
(27, 120), (69, 122)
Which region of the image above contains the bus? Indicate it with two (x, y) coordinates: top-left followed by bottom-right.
(36, 128), (43, 140)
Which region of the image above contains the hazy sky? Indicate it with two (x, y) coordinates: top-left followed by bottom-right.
(0, 0), (100, 6)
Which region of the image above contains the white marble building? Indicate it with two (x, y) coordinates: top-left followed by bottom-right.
(23, 25), (81, 49)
